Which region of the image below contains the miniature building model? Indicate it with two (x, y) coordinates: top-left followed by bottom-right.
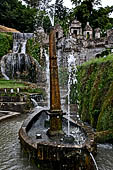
(69, 19), (82, 38)
(95, 28), (101, 39)
(107, 29), (113, 44)
(84, 22), (93, 39)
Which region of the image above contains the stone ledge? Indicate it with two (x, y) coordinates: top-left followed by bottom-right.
(0, 111), (20, 122)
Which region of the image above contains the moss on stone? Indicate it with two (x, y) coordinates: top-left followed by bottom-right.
(97, 82), (113, 131)
(72, 55), (113, 142)
(26, 38), (40, 62)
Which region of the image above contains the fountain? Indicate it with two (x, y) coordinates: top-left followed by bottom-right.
(19, 27), (97, 169)
(18, 0), (98, 168)
(0, 33), (42, 83)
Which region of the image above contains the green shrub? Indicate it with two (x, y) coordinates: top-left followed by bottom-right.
(26, 38), (40, 62)
(0, 33), (13, 58)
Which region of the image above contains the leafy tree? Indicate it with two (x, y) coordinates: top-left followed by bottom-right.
(69, 0), (113, 33)
(0, 0), (37, 32)
(90, 6), (113, 32)
(23, 0), (69, 34)
(71, 0), (101, 10)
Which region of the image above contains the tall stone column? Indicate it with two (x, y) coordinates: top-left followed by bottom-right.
(47, 27), (63, 136)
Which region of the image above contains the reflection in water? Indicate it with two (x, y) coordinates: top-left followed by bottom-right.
(0, 115), (113, 170)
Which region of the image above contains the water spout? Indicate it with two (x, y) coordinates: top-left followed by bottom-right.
(44, 0), (56, 27)
(31, 98), (38, 107)
(90, 152), (99, 170)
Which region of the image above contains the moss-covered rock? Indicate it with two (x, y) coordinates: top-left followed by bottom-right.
(74, 55), (113, 142)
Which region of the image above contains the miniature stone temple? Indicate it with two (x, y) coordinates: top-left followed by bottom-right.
(69, 19), (82, 38)
(84, 22), (93, 39)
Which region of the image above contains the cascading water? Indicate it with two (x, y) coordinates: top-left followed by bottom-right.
(1, 53), (31, 79)
(21, 40), (27, 54)
(13, 33), (33, 54)
(0, 33), (35, 80)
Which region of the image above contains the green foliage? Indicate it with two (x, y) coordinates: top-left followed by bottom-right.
(59, 67), (68, 87)
(0, 0), (37, 32)
(0, 33), (13, 58)
(97, 82), (113, 131)
(70, 0), (113, 32)
(26, 38), (40, 62)
(25, 88), (44, 95)
(75, 55), (113, 134)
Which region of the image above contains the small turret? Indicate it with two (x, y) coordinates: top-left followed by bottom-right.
(84, 22), (93, 39)
(95, 28), (101, 39)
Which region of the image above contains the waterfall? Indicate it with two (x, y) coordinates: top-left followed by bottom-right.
(90, 152), (99, 170)
(13, 33), (33, 54)
(21, 40), (27, 54)
(1, 33), (34, 80)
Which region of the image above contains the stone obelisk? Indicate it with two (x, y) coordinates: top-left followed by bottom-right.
(47, 27), (63, 136)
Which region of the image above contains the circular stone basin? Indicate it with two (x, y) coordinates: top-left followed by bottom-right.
(19, 108), (97, 170)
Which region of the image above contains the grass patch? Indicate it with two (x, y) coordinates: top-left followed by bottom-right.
(0, 79), (45, 96)
(0, 79), (27, 89)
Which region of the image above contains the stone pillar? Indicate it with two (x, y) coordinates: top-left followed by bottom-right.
(47, 27), (63, 136)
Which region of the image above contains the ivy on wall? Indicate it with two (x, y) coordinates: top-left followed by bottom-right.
(26, 38), (40, 63)
(0, 33), (13, 58)
(73, 55), (113, 133)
